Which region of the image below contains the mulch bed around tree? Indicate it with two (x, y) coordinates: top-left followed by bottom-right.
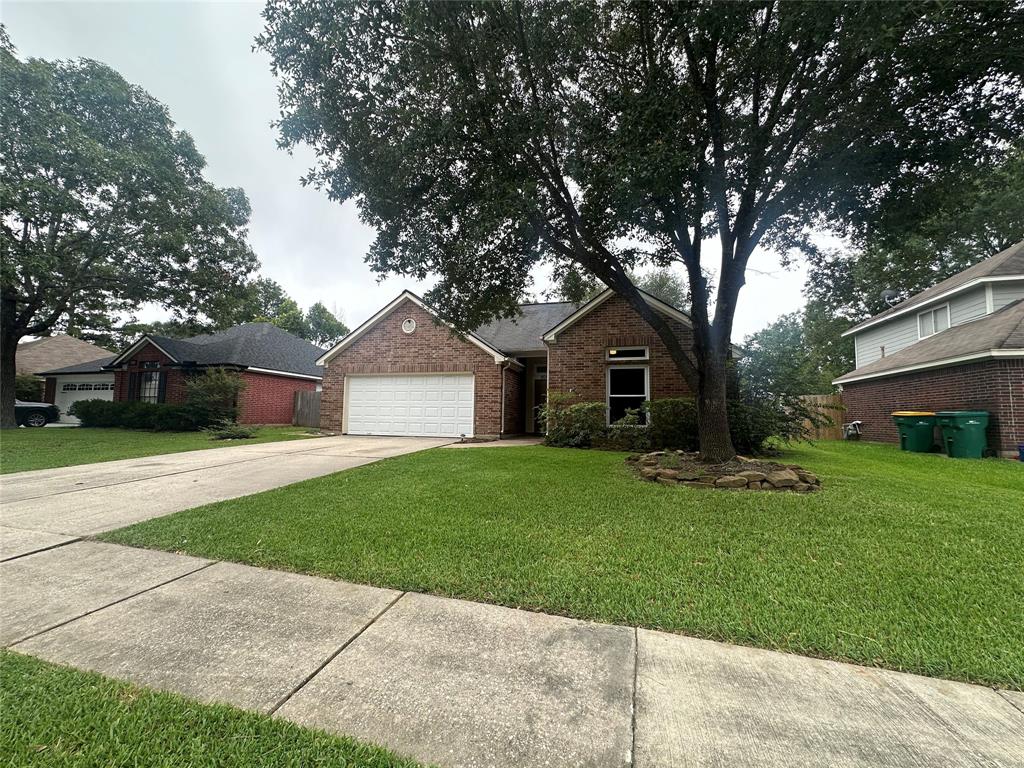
(626, 450), (822, 492)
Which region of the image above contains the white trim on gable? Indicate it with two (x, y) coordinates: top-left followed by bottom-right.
(105, 336), (179, 368)
(541, 288), (692, 343)
(316, 291), (514, 366)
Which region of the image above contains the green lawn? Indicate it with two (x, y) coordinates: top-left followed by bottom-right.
(0, 651), (423, 767)
(0, 426), (320, 474)
(101, 441), (1024, 688)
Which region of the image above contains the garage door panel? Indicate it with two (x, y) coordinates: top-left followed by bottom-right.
(347, 374), (474, 437)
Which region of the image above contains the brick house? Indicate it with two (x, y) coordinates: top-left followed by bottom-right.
(38, 323), (323, 425)
(317, 289), (694, 438)
(834, 241), (1024, 457)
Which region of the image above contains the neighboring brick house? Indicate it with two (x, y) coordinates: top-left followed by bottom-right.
(834, 241), (1024, 457)
(38, 323), (323, 425)
(317, 289), (694, 438)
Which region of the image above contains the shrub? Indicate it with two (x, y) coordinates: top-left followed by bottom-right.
(15, 373), (43, 401)
(646, 398), (699, 451)
(69, 399), (216, 431)
(203, 419), (259, 440)
(595, 408), (651, 452)
(185, 368), (245, 422)
(728, 393), (824, 455)
(541, 392), (607, 448)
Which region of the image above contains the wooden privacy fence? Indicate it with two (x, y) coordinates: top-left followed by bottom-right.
(293, 390), (321, 428)
(799, 394), (844, 440)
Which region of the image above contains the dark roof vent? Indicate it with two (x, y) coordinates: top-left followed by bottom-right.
(880, 289), (900, 307)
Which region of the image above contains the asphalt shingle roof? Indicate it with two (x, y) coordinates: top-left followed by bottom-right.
(35, 355), (117, 376)
(473, 302), (579, 354)
(40, 323), (324, 378)
(845, 240), (1024, 334)
(19, 335), (112, 375)
(834, 299), (1024, 383)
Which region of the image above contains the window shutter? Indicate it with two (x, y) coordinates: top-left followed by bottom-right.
(157, 372), (168, 403)
(128, 373), (139, 401)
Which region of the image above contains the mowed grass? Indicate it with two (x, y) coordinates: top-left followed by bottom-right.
(0, 651), (424, 768)
(102, 441), (1024, 688)
(0, 425), (320, 474)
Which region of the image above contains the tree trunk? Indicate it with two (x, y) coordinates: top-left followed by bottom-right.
(1, 291), (23, 429)
(695, 343), (736, 463)
(1, 333), (19, 429)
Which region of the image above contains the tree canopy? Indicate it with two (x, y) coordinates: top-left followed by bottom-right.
(741, 312), (836, 398)
(259, 0), (1024, 459)
(0, 32), (257, 425)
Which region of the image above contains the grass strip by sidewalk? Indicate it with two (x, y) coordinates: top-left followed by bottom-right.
(0, 425), (320, 474)
(101, 441), (1024, 689)
(0, 651), (425, 768)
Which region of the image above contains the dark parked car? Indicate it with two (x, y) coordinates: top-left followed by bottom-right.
(15, 399), (60, 427)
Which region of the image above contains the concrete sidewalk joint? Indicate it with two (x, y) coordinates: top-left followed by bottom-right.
(267, 590), (407, 716)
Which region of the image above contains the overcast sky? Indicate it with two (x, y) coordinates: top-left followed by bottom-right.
(4, 0), (811, 339)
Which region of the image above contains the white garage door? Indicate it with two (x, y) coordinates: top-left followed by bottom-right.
(54, 377), (115, 423)
(346, 374), (474, 437)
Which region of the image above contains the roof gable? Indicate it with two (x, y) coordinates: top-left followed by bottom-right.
(317, 291), (511, 366)
(541, 288), (692, 342)
(17, 335), (112, 375)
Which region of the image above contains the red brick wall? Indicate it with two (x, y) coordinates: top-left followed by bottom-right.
(546, 294), (694, 404)
(113, 343), (187, 404)
(841, 359), (1024, 455)
(320, 298), (506, 436)
(238, 371), (317, 425)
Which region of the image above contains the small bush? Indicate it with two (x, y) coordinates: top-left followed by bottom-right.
(203, 420), (259, 440)
(728, 393), (824, 455)
(15, 373), (43, 401)
(596, 409), (651, 452)
(185, 368), (245, 423)
(541, 392), (607, 448)
(646, 398), (699, 451)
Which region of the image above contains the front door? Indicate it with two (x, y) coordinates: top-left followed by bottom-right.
(532, 365), (547, 433)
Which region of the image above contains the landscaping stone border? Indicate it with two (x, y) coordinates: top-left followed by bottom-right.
(627, 451), (822, 492)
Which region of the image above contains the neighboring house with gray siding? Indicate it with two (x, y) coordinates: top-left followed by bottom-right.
(834, 241), (1024, 456)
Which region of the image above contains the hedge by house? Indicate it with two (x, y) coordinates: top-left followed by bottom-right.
(542, 392), (824, 454)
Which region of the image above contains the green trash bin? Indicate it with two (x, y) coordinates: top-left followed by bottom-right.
(891, 411), (937, 452)
(936, 411), (990, 458)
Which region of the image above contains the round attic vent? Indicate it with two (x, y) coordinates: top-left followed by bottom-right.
(401, 317), (417, 334)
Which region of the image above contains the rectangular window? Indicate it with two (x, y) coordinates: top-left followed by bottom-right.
(606, 346), (649, 361)
(62, 383), (76, 392)
(918, 304), (950, 338)
(607, 366), (649, 424)
(138, 372), (161, 403)
(142, 361), (160, 370)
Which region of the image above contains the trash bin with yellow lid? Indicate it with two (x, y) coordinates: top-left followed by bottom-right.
(891, 411), (937, 453)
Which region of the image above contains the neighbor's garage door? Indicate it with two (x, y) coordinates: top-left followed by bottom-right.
(55, 378), (115, 423)
(346, 374), (474, 437)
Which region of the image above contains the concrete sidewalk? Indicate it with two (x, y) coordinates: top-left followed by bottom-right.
(3, 540), (1021, 768)
(0, 435), (452, 549)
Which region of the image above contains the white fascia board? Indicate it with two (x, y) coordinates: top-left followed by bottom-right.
(246, 366), (322, 381)
(840, 275), (1024, 338)
(542, 288), (693, 343)
(106, 336), (179, 367)
(831, 348), (1024, 385)
(316, 290), (512, 366)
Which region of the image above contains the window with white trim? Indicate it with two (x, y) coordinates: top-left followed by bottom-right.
(607, 366), (649, 424)
(606, 346), (649, 361)
(918, 304), (950, 338)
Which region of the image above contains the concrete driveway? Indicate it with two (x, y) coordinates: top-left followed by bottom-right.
(0, 435), (451, 555)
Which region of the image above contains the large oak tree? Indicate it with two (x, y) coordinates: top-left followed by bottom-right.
(259, 0), (1023, 460)
(0, 32), (257, 426)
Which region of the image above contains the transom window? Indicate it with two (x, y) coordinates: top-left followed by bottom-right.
(138, 372), (161, 403)
(606, 346), (649, 361)
(918, 304), (950, 338)
(607, 366), (649, 424)
(142, 361), (160, 369)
